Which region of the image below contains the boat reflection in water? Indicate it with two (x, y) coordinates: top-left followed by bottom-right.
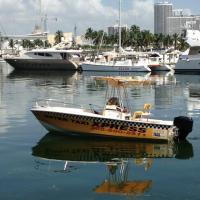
(32, 133), (193, 196)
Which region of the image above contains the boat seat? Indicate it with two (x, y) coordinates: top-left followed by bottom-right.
(132, 111), (143, 119)
(132, 103), (152, 121)
(142, 103), (152, 121)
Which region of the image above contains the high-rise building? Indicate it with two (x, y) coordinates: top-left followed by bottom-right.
(154, 1), (200, 36)
(154, 1), (173, 35)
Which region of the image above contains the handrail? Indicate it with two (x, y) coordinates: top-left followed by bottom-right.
(33, 99), (103, 110)
(34, 99), (83, 109)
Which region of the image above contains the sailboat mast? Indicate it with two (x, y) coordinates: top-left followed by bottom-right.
(119, 0), (122, 51)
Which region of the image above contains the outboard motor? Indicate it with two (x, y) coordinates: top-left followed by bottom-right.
(174, 116), (193, 141)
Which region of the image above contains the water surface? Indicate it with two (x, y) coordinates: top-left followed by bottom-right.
(0, 63), (199, 200)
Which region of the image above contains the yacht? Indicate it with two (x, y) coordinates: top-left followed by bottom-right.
(4, 48), (81, 70)
(175, 30), (200, 72)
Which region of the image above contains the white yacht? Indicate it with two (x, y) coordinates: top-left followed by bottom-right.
(5, 48), (81, 70)
(81, 56), (151, 72)
(175, 30), (200, 72)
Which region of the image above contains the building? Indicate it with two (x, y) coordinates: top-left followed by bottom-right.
(107, 24), (128, 36)
(167, 16), (200, 36)
(154, 1), (173, 35)
(154, 1), (200, 36)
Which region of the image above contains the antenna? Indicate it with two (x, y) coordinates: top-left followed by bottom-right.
(119, 0), (122, 51)
(39, 0), (42, 30)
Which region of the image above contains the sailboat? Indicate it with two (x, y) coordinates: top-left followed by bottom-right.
(81, 0), (151, 72)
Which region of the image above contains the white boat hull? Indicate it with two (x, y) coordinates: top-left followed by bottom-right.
(175, 58), (200, 72)
(149, 64), (173, 71)
(81, 62), (151, 72)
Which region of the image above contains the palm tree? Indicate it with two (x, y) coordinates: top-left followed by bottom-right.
(85, 27), (94, 40)
(33, 39), (44, 47)
(9, 39), (14, 52)
(172, 33), (179, 50)
(177, 38), (189, 51)
(44, 40), (51, 48)
(22, 39), (33, 49)
(141, 30), (154, 49)
(121, 28), (130, 47)
(54, 30), (64, 44)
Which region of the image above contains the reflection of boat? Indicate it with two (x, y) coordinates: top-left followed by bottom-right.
(32, 133), (193, 196)
(7, 69), (77, 79)
(5, 49), (81, 70)
(32, 133), (194, 162)
(7, 70), (78, 88)
(31, 77), (193, 141)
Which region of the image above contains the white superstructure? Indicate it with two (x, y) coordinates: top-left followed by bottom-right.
(175, 30), (200, 72)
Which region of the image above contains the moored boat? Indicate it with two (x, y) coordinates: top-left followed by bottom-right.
(31, 77), (193, 141)
(81, 57), (151, 72)
(5, 48), (81, 70)
(175, 29), (200, 72)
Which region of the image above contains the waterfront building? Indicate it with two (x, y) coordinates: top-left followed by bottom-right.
(154, 1), (173, 35)
(154, 1), (200, 36)
(167, 15), (200, 35)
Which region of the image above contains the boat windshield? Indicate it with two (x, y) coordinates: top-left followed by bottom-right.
(106, 97), (120, 106)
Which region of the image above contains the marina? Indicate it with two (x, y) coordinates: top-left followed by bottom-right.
(0, 0), (200, 199)
(0, 62), (199, 199)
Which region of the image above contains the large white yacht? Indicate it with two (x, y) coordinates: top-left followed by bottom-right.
(5, 48), (81, 70)
(175, 30), (200, 72)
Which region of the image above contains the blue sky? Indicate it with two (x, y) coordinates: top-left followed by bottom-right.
(0, 0), (199, 35)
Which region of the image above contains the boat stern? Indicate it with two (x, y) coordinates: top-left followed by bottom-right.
(173, 116), (193, 140)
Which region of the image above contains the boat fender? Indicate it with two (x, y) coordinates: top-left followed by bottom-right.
(173, 116), (193, 140)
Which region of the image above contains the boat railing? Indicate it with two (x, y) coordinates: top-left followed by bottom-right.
(34, 99), (84, 109)
(88, 103), (104, 114)
(33, 99), (104, 112)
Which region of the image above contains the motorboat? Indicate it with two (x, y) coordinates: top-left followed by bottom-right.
(175, 29), (200, 72)
(142, 52), (174, 71)
(4, 48), (81, 70)
(31, 77), (193, 141)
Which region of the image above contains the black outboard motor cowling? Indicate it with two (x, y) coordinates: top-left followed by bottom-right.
(174, 116), (193, 140)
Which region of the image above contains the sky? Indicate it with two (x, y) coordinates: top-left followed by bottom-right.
(0, 0), (199, 36)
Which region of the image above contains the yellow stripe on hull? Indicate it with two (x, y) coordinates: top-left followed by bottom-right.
(33, 111), (172, 141)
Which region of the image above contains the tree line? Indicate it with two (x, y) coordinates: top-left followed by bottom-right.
(84, 25), (189, 51)
(7, 25), (189, 51)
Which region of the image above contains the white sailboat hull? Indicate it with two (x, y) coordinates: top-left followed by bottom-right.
(81, 62), (151, 72)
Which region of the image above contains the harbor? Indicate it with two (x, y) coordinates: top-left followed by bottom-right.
(0, 0), (200, 199)
(0, 62), (199, 199)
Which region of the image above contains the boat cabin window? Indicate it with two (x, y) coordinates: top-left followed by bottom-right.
(38, 52), (45, 56)
(45, 53), (53, 57)
(106, 97), (120, 106)
(34, 52), (53, 57)
(60, 53), (71, 60)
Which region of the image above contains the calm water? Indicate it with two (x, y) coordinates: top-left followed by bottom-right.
(0, 62), (200, 200)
